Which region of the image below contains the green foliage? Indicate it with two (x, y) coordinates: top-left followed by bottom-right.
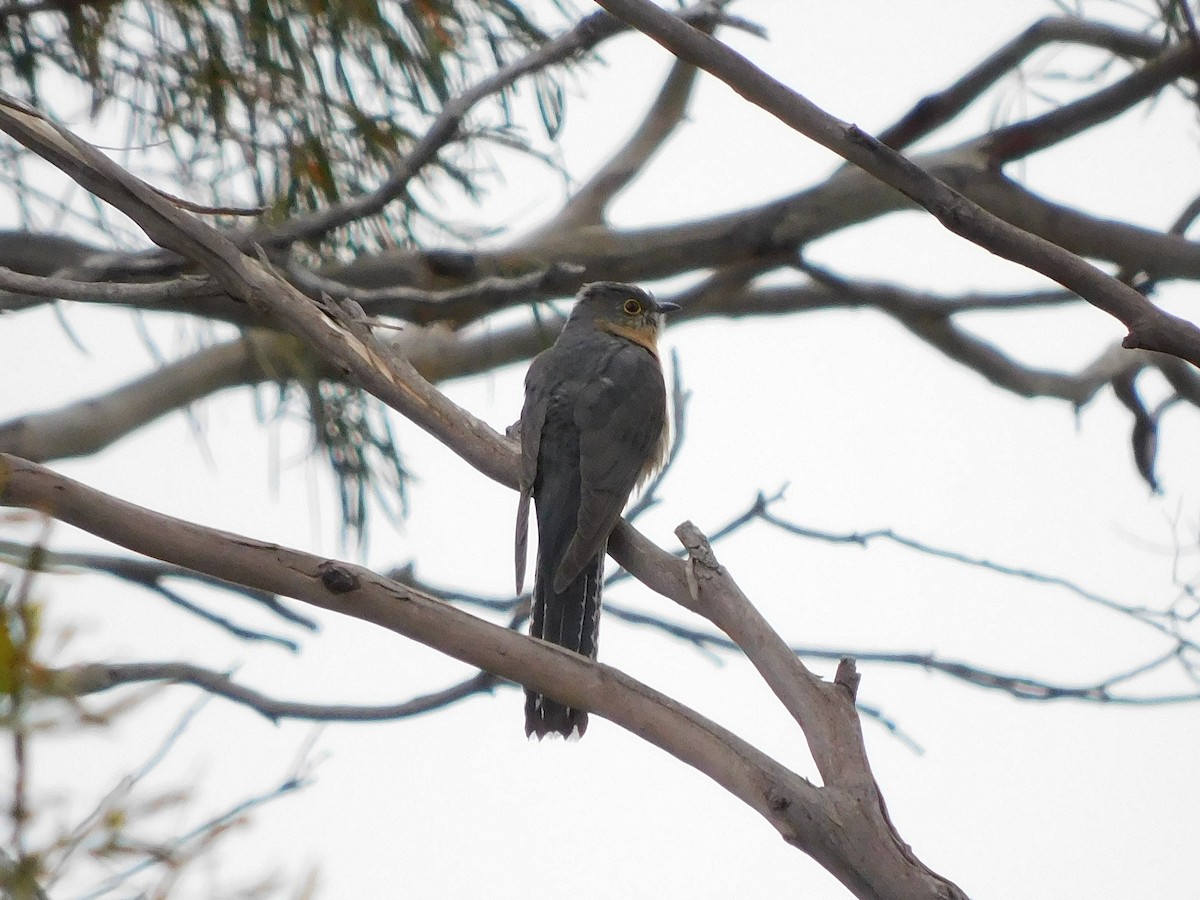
(0, 568), (40, 699)
(308, 382), (411, 549)
(0, 0), (571, 240)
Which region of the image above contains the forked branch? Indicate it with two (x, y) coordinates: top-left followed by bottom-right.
(0, 455), (963, 899)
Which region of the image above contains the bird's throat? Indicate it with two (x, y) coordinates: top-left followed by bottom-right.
(595, 320), (660, 358)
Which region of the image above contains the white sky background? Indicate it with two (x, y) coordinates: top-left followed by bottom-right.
(3, 1), (1200, 897)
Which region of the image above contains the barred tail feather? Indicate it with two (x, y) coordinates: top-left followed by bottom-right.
(525, 549), (604, 739)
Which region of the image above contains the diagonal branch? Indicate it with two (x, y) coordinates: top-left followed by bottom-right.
(0, 331), (294, 462)
(590, 0), (1200, 366)
(946, 168), (1200, 282)
(980, 39), (1200, 163)
(0, 454), (839, 880)
(0, 453), (965, 899)
(0, 90), (525, 484)
(544, 36), (717, 231)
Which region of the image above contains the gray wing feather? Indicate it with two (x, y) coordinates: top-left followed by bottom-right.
(553, 344), (665, 591)
(518, 354), (553, 493)
(514, 490), (531, 595)
(515, 353), (553, 594)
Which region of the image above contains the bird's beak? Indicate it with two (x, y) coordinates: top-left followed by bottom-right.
(656, 300), (682, 314)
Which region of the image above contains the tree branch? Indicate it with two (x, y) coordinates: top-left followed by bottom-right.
(944, 167), (1200, 282)
(0, 537), (316, 641)
(590, 0), (1200, 366)
(1, 452), (968, 897)
(0, 331), (297, 462)
(981, 40), (1200, 163)
(8, 154), (1200, 328)
(2, 262), (1185, 470)
(877, 17), (1168, 151)
(0, 267), (225, 313)
(52, 663), (501, 724)
(284, 257), (584, 327)
(543, 39), (714, 231)
(670, 521), (965, 898)
(4, 453), (937, 895)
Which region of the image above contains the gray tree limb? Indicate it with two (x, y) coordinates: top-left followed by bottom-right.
(591, 0), (1200, 365)
(0, 453), (965, 900)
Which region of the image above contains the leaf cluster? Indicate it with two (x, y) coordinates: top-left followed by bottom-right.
(0, 0), (571, 243)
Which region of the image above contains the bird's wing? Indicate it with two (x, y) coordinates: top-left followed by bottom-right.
(518, 352), (554, 493)
(515, 352), (554, 594)
(553, 343), (665, 591)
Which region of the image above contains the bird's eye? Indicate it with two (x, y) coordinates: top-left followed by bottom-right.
(622, 298), (643, 315)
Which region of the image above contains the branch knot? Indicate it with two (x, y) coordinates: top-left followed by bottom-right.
(318, 561), (360, 594)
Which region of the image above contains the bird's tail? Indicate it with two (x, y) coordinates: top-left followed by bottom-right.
(525, 548), (604, 739)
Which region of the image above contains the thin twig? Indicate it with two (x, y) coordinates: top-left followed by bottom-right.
(756, 500), (1200, 650)
(285, 258), (584, 326)
(980, 40), (1200, 163)
(74, 767), (311, 900)
(45, 695), (213, 889)
(0, 539), (316, 637)
(58, 663), (500, 724)
(876, 18), (1166, 151)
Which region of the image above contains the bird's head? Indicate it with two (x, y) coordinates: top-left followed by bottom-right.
(566, 281), (680, 350)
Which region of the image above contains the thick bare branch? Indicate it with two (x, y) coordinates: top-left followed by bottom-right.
(671, 521), (966, 899)
(0, 454), (967, 898)
(591, 0), (1200, 366)
(0, 454), (859, 887)
(0, 332), (292, 462)
(2, 90), (528, 484)
(948, 168), (1200, 281)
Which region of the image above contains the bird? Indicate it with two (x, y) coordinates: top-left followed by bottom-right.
(515, 281), (679, 739)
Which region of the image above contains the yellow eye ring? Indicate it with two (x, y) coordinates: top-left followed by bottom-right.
(622, 298), (643, 315)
